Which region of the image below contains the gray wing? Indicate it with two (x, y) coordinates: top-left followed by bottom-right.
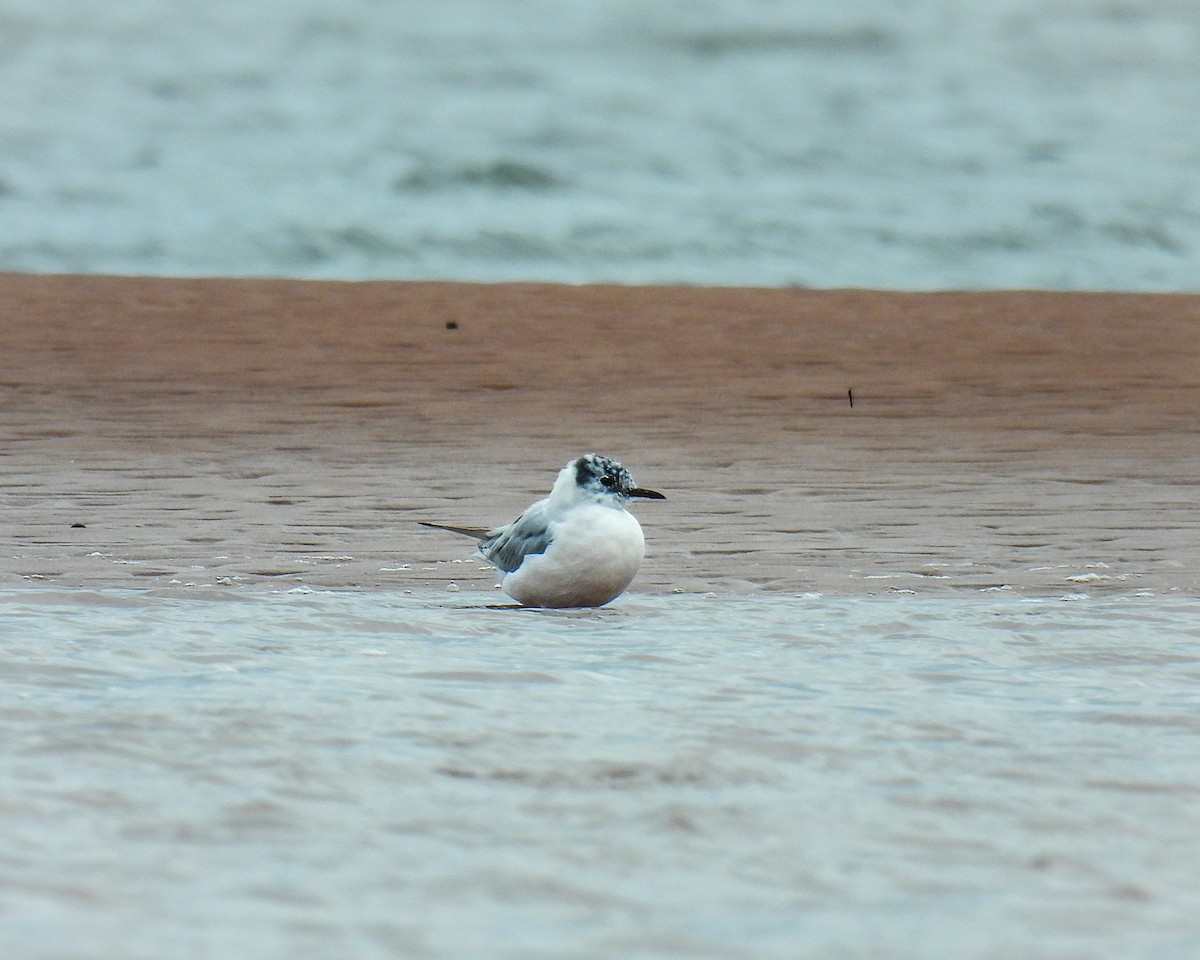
(418, 521), (490, 539)
(479, 499), (554, 574)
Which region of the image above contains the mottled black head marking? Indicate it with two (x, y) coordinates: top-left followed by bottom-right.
(572, 453), (664, 501)
(574, 453), (633, 494)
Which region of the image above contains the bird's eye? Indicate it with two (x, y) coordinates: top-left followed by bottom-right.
(599, 475), (616, 488)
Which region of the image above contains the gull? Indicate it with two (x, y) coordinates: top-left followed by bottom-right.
(420, 453), (665, 607)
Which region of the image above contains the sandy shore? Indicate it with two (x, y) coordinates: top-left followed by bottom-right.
(2, 273), (1196, 597)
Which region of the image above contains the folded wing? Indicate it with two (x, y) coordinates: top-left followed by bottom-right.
(479, 501), (554, 573)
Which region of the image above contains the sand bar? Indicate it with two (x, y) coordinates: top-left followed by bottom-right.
(2, 273), (1196, 597)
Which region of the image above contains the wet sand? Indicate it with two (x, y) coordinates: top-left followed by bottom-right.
(2, 273), (1196, 597)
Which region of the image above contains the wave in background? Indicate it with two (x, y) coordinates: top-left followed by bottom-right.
(1, 0), (1197, 288)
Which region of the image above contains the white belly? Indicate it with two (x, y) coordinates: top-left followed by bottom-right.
(500, 505), (646, 608)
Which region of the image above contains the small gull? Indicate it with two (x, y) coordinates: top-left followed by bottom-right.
(420, 453), (665, 607)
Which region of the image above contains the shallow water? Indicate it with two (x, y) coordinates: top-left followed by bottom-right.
(2, 0), (1199, 288)
(3, 588), (1199, 959)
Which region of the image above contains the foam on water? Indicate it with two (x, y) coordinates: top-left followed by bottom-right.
(3, 588), (1199, 958)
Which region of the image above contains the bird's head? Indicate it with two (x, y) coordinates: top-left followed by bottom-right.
(555, 453), (666, 508)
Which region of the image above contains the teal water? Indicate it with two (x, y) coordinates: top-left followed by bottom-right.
(3, 589), (1199, 958)
(1, 0), (1198, 288)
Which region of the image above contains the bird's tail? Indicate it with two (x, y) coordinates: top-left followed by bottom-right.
(418, 520), (490, 540)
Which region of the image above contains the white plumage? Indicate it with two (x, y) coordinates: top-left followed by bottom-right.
(421, 453), (665, 608)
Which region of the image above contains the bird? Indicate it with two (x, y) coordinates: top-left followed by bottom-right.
(420, 453), (665, 608)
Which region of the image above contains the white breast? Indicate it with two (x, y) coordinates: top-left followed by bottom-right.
(500, 504), (646, 608)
